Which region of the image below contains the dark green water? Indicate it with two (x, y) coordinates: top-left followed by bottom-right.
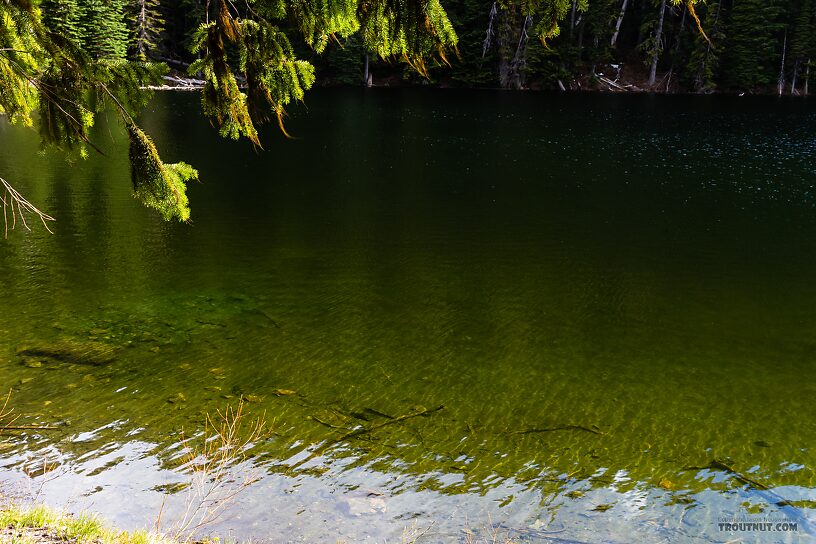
(1, 90), (815, 543)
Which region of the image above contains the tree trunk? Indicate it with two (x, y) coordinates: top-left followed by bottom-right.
(666, 6), (685, 92)
(136, 0), (147, 57)
(363, 53), (370, 87)
(791, 59), (799, 95)
(635, 0), (648, 45)
(578, 18), (585, 54)
(611, 0), (629, 47)
(675, 6), (686, 52)
(569, 0), (578, 39)
(591, 35), (599, 75)
(507, 15), (532, 89)
(483, 2), (498, 57)
(778, 28), (787, 97)
(805, 60), (810, 96)
(647, 0), (667, 87)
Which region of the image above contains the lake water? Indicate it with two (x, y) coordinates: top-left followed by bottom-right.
(0, 90), (815, 543)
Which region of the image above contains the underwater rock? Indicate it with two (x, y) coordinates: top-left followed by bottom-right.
(167, 393), (187, 404)
(16, 338), (121, 366)
(340, 493), (387, 517)
(272, 389), (297, 396)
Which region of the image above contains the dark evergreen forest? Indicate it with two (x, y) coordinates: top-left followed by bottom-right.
(35, 0), (816, 94)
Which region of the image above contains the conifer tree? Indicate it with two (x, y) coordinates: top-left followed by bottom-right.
(130, 0), (166, 58)
(685, 1), (724, 91)
(583, 0), (617, 71)
(789, 0), (814, 93)
(40, 0), (83, 44)
(723, 0), (783, 88)
(445, 0), (499, 86)
(79, 0), (131, 59)
(160, 0), (206, 59)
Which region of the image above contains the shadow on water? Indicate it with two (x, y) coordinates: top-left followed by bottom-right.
(0, 89), (815, 542)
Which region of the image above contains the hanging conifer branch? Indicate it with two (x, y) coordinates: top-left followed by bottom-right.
(187, 0), (456, 145)
(127, 123), (199, 222)
(1, 0), (197, 230)
(2, 0), (461, 231)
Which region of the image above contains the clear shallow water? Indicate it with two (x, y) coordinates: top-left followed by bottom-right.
(0, 90), (815, 542)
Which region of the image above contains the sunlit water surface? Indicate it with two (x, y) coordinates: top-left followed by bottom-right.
(1, 90), (815, 543)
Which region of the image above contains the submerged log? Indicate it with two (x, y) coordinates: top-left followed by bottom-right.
(335, 405), (444, 442)
(287, 405), (444, 474)
(686, 458), (816, 535)
(17, 338), (120, 366)
(512, 424), (606, 436)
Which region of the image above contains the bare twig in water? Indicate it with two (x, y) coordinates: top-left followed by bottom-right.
(1, 177), (55, 238)
(0, 391), (64, 501)
(1, 425), (59, 431)
(1, 393), (59, 431)
(402, 520), (436, 544)
(0, 390), (21, 430)
(166, 400), (265, 541)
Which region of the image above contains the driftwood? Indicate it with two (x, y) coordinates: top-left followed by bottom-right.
(598, 76), (628, 91)
(142, 74), (248, 91)
(163, 75), (205, 86)
(143, 85), (201, 91)
(287, 405), (444, 473)
(142, 76), (206, 90)
(334, 405), (443, 442)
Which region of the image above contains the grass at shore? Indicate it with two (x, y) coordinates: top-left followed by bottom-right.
(0, 504), (178, 544)
(0, 503), (519, 544)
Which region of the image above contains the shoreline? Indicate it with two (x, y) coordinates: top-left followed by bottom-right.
(143, 75), (813, 97)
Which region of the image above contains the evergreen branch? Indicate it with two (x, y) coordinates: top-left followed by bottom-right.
(0, 51), (104, 156)
(97, 81), (136, 125)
